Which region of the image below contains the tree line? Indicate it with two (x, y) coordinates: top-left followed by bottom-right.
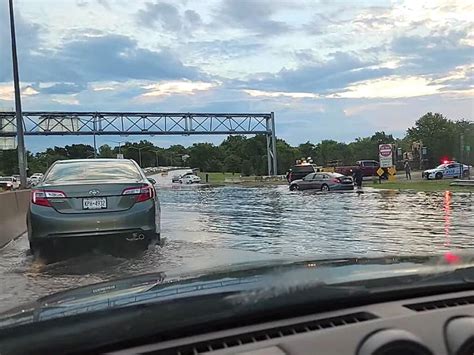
(0, 112), (472, 176)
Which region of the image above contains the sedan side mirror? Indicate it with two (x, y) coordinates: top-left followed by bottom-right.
(148, 178), (156, 185)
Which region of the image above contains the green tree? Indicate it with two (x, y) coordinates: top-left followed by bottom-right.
(223, 154), (242, 173)
(453, 120), (474, 164)
(64, 144), (95, 159)
(277, 139), (299, 174)
(407, 112), (457, 165)
(99, 144), (114, 158)
(297, 141), (316, 161)
(314, 140), (350, 165)
(188, 143), (222, 172)
(241, 159), (254, 176)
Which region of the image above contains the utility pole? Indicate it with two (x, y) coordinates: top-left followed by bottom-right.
(9, 0), (27, 188)
(153, 151), (159, 167)
(93, 115), (97, 158)
(460, 134), (464, 179)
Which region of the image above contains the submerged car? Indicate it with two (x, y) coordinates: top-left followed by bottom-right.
(422, 161), (470, 180)
(1, 253), (473, 354)
(290, 172), (354, 191)
(27, 159), (160, 256)
(179, 174), (201, 184)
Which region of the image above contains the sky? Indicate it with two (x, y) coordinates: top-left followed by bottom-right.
(0, 0), (473, 152)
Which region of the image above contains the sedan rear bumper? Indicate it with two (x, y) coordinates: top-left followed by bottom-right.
(28, 199), (159, 242)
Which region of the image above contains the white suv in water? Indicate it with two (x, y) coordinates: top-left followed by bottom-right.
(179, 174), (201, 184)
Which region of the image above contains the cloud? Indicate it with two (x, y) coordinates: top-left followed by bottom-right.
(97, 0), (111, 10)
(51, 95), (80, 106)
(0, 1), (42, 82)
(330, 76), (443, 99)
(237, 52), (393, 94)
(137, 2), (182, 31)
(135, 1), (202, 34)
(0, 83), (39, 101)
(10, 34), (204, 87)
(140, 80), (216, 98)
(243, 89), (319, 99)
(214, 0), (289, 36)
(76, 0), (89, 7)
(391, 30), (474, 74)
(186, 40), (264, 61)
(38, 82), (87, 95)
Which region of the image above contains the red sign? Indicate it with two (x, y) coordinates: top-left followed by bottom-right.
(379, 144), (392, 157)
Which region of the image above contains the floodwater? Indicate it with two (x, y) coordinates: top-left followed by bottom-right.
(0, 170), (472, 311)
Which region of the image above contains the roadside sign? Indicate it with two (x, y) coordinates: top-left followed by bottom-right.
(379, 144), (393, 168)
(376, 167), (385, 176)
(467, 145), (471, 152)
(116, 154), (124, 159)
(387, 166), (396, 176)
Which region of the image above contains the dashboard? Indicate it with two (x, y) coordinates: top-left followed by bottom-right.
(108, 290), (474, 355)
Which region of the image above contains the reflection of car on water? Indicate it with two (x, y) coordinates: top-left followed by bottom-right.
(179, 174), (201, 184)
(1, 253), (474, 354)
(422, 161), (470, 180)
(27, 159), (160, 257)
(290, 172), (354, 191)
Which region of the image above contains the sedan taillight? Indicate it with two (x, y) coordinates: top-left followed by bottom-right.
(122, 184), (155, 202)
(31, 190), (66, 207)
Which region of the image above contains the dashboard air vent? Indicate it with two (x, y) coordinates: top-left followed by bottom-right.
(404, 295), (474, 312)
(151, 312), (377, 355)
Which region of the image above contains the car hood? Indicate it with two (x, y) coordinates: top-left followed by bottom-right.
(2, 252), (474, 330)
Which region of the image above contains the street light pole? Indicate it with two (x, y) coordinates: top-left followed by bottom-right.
(9, 0), (27, 188)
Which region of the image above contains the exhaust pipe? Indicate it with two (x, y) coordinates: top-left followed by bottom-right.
(126, 233), (146, 241)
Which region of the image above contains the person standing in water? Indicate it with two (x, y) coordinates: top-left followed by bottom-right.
(353, 167), (363, 189)
(404, 160), (412, 180)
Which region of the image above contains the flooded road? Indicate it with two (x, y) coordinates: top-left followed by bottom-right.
(0, 171), (472, 311)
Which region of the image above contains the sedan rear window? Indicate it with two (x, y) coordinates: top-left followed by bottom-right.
(44, 161), (142, 183)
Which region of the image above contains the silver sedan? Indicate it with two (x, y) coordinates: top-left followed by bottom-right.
(27, 159), (160, 258)
(289, 172), (354, 191)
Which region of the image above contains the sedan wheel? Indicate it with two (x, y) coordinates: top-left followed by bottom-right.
(435, 172), (443, 180)
(289, 184), (299, 191)
(321, 184), (330, 192)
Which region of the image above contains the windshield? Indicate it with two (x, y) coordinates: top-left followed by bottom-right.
(0, 0), (473, 341)
(44, 161), (141, 183)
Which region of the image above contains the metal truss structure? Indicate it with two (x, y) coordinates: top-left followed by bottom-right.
(0, 111), (278, 175)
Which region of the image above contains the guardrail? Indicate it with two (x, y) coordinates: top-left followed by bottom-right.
(0, 190), (30, 248)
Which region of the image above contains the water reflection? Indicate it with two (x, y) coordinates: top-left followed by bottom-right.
(0, 183), (472, 311)
(444, 190), (451, 247)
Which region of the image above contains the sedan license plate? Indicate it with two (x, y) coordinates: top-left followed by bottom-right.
(83, 197), (107, 210)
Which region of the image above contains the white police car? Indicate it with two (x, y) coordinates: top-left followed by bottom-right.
(422, 161), (470, 180)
